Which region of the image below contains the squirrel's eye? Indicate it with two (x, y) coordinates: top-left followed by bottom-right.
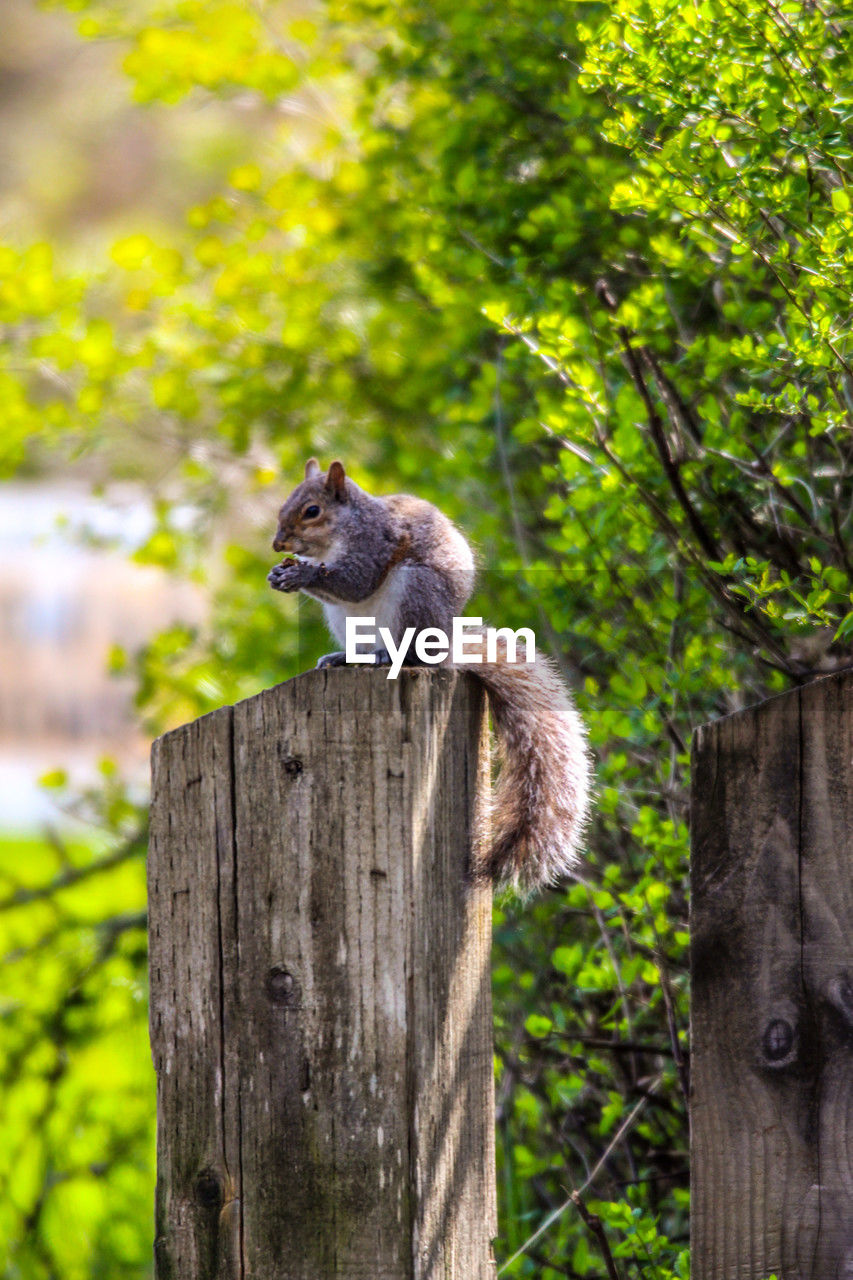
(303, 504), (321, 519)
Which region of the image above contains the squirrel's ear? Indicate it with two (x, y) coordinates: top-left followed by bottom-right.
(325, 460), (347, 501)
(304, 458), (321, 479)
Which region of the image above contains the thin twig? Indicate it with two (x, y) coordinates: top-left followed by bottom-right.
(656, 951), (691, 1105)
(596, 279), (720, 562)
(497, 1086), (657, 1274)
(0, 839), (144, 913)
(571, 1192), (624, 1280)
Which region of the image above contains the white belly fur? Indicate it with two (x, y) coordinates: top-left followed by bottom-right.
(323, 565), (409, 650)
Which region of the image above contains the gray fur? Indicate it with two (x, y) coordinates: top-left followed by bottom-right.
(269, 462), (592, 892)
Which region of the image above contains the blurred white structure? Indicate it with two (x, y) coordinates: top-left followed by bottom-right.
(0, 485), (203, 828)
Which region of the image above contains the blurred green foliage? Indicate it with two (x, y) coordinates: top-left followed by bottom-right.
(2, 0), (853, 1275)
(0, 819), (149, 1279)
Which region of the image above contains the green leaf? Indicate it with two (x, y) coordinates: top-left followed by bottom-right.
(524, 1014), (554, 1039)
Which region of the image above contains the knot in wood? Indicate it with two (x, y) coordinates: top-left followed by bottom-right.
(762, 1017), (795, 1065)
(266, 965), (301, 1007)
(281, 756), (303, 777)
(195, 1167), (225, 1210)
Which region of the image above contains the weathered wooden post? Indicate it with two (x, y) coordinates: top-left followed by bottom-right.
(148, 667), (497, 1279)
(691, 669), (853, 1279)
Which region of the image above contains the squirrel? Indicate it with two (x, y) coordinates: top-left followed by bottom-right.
(267, 458), (591, 893)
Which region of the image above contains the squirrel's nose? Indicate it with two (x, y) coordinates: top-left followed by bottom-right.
(273, 535), (289, 552)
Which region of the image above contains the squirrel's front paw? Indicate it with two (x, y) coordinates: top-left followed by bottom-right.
(268, 560), (307, 592)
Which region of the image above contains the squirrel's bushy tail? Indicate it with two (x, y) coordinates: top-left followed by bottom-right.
(470, 640), (592, 894)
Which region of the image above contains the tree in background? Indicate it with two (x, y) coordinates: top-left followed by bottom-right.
(1, 0), (852, 1275)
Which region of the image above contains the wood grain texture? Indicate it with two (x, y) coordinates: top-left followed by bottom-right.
(149, 667), (497, 1280)
(691, 670), (853, 1280)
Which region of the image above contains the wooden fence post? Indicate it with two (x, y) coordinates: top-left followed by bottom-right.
(148, 666), (497, 1280)
(691, 669), (853, 1280)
